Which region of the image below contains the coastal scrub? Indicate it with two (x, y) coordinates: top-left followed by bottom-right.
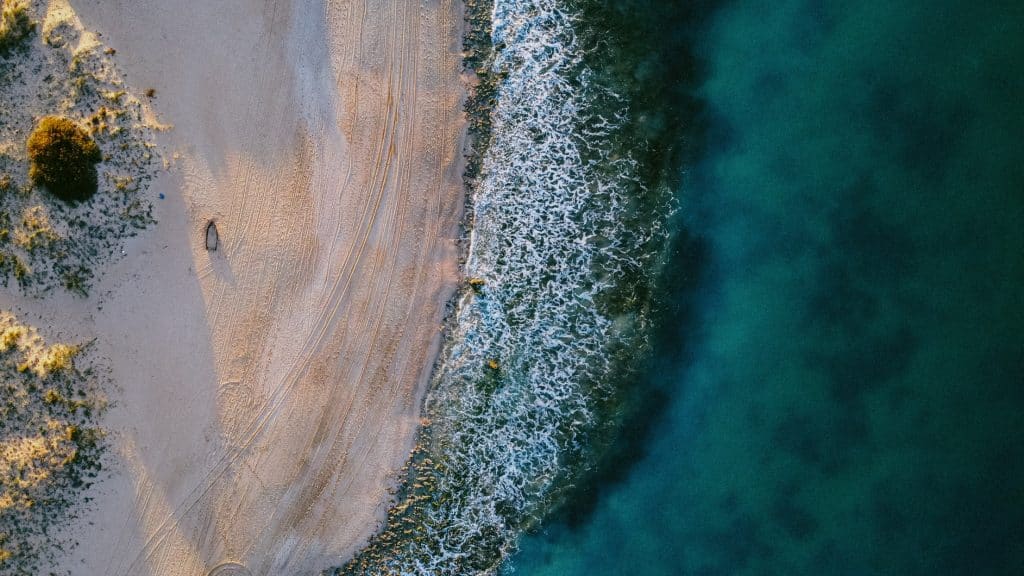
(27, 116), (102, 204)
(0, 0), (160, 294)
(0, 0), (34, 55)
(0, 312), (105, 574)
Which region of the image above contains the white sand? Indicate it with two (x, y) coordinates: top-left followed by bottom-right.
(2, 0), (466, 574)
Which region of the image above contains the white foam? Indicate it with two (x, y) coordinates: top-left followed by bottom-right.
(339, 1), (670, 573)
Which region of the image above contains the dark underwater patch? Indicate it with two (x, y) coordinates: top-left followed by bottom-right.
(505, 2), (1024, 575)
(523, 0), (725, 531)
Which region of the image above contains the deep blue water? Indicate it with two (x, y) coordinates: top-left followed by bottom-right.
(506, 1), (1024, 575)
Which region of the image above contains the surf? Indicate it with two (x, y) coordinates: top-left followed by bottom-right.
(334, 1), (674, 573)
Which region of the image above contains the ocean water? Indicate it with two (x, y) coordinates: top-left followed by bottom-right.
(506, 1), (1024, 576)
(337, 0), (1023, 573)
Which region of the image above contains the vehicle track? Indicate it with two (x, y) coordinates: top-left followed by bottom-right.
(60, 0), (465, 574)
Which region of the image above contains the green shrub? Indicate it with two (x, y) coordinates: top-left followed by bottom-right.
(27, 116), (102, 204)
(0, 0), (34, 55)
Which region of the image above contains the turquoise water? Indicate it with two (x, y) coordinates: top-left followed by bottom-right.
(507, 1), (1024, 575)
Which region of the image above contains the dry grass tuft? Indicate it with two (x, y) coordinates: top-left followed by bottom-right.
(0, 0), (34, 56)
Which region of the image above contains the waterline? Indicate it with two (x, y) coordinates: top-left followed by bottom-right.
(333, 1), (671, 573)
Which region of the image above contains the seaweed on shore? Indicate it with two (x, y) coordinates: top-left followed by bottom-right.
(462, 0), (499, 185)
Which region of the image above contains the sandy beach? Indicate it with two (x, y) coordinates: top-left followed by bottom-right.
(1, 0), (466, 574)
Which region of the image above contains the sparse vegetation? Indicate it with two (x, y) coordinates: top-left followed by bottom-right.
(13, 205), (57, 251)
(0, 1), (159, 295)
(0, 313), (105, 573)
(0, 0), (34, 56)
(27, 116), (102, 204)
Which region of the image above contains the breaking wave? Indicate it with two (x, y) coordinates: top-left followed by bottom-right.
(334, 1), (672, 573)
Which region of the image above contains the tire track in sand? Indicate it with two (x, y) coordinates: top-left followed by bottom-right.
(85, 0), (466, 575)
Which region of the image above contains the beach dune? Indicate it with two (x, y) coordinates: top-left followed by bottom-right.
(44, 0), (465, 574)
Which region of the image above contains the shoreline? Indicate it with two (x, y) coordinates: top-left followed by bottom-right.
(336, 1), (687, 573)
(0, 1), (469, 574)
(329, 2), (496, 571)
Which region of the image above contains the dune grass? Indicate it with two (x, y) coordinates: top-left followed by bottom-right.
(0, 0), (159, 295)
(0, 0), (34, 56)
(0, 313), (105, 573)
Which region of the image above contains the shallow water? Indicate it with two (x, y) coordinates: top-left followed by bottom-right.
(506, 1), (1024, 575)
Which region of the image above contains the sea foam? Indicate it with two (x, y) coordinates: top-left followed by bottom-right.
(334, 1), (669, 573)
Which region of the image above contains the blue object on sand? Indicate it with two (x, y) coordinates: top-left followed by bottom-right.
(158, 193), (165, 199)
